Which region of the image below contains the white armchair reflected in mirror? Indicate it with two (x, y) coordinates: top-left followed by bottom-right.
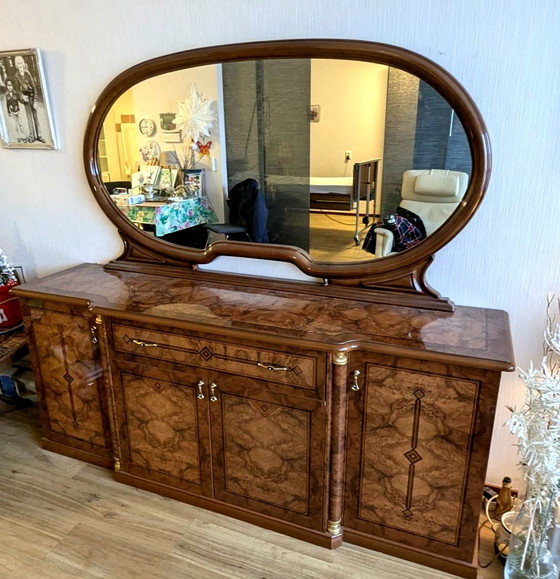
(365, 169), (469, 258)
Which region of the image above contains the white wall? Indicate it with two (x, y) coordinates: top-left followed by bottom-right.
(310, 60), (387, 177)
(129, 65), (226, 219)
(2, 0), (560, 490)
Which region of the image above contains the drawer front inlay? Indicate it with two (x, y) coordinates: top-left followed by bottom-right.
(112, 323), (321, 391)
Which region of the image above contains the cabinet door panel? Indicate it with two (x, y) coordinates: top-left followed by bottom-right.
(210, 375), (327, 530)
(345, 355), (490, 560)
(29, 308), (110, 454)
(112, 363), (212, 497)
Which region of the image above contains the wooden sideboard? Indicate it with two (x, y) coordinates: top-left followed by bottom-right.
(13, 263), (514, 578)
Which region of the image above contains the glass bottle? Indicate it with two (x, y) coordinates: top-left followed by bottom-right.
(504, 485), (560, 579)
(496, 476), (513, 517)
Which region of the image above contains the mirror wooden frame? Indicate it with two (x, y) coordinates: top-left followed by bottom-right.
(84, 39), (491, 311)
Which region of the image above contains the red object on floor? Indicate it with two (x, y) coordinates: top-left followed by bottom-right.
(0, 281), (23, 329)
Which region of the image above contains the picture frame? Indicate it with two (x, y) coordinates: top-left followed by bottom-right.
(162, 130), (182, 143)
(184, 169), (204, 197)
(12, 266), (26, 285)
(159, 112), (177, 131)
(310, 104), (320, 122)
(0, 48), (57, 149)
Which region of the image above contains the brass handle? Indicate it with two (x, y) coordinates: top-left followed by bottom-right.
(197, 381), (205, 399)
(257, 362), (289, 372)
(131, 339), (159, 347)
(90, 325), (98, 344)
(351, 370), (361, 391)
(209, 382), (218, 402)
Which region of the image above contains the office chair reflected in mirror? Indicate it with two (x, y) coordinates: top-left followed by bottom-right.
(206, 178), (269, 245)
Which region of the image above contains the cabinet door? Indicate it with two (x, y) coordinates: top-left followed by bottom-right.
(344, 353), (499, 562)
(111, 361), (212, 497)
(28, 306), (111, 465)
(208, 371), (327, 531)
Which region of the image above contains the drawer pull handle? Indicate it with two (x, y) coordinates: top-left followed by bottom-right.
(90, 325), (98, 344)
(209, 383), (218, 402)
(257, 362), (289, 372)
(351, 370), (361, 391)
(131, 339), (159, 348)
(197, 381), (205, 399)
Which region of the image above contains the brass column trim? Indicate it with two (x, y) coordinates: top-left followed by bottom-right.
(333, 352), (348, 366)
(328, 519), (342, 536)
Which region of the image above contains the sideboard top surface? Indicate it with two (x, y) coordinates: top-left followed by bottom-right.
(13, 263), (514, 371)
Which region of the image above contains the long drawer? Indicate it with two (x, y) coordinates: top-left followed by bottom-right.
(110, 322), (325, 394)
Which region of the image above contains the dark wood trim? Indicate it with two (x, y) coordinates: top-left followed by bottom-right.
(83, 39), (491, 310)
(328, 354), (349, 535)
(96, 314), (122, 469)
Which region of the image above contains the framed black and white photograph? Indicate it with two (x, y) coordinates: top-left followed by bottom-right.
(0, 48), (57, 149)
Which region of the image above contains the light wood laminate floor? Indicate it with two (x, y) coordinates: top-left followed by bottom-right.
(0, 403), (505, 578)
(309, 211), (374, 262)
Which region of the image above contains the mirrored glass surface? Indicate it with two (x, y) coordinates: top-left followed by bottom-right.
(98, 59), (471, 263)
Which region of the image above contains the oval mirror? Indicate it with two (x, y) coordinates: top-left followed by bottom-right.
(84, 40), (490, 305)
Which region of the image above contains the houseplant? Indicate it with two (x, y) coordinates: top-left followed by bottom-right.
(0, 248), (23, 331)
(505, 295), (560, 578)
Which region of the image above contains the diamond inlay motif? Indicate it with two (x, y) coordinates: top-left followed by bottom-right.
(413, 388), (425, 399)
(200, 347), (213, 360)
(63, 372), (74, 385)
(153, 382), (168, 393)
(404, 449), (423, 464)
(248, 400), (278, 417)
(402, 508), (413, 519)
(292, 366), (302, 376)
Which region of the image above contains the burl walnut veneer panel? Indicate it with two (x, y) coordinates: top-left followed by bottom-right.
(28, 307), (110, 454)
(122, 373), (204, 484)
(111, 362), (212, 497)
(357, 365), (477, 544)
(344, 353), (501, 567)
(210, 382), (328, 530)
(218, 394), (310, 514)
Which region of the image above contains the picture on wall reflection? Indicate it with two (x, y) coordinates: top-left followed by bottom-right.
(0, 48), (57, 149)
(310, 104), (320, 122)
